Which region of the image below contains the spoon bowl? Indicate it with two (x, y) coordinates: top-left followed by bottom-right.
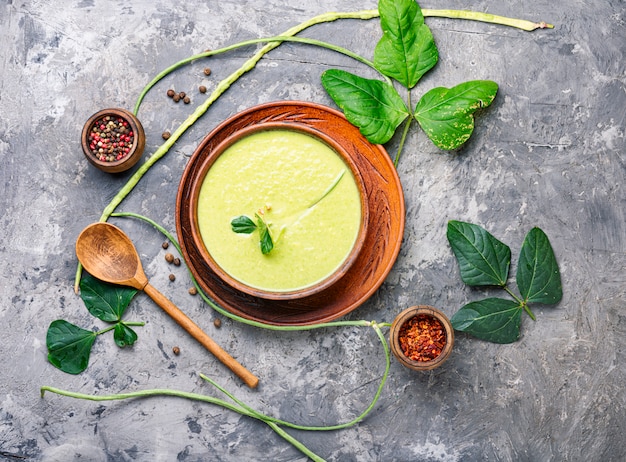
(76, 222), (259, 388)
(76, 221), (147, 289)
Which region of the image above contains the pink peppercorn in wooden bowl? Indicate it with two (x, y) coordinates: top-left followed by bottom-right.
(81, 108), (145, 173)
(389, 305), (454, 371)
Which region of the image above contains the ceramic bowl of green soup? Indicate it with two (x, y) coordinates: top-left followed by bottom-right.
(187, 122), (369, 300)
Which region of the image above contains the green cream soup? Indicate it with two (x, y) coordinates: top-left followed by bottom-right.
(197, 129), (362, 292)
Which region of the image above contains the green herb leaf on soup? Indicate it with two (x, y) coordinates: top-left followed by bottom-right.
(447, 220), (511, 287)
(231, 215), (258, 234)
(321, 69), (408, 145)
(230, 213), (274, 254)
(450, 298), (523, 344)
(255, 213), (274, 255)
(80, 272), (138, 322)
(374, 0), (438, 89)
(414, 80), (498, 150)
(46, 320), (97, 374)
(516, 227), (563, 304)
(114, 323), (139, 348)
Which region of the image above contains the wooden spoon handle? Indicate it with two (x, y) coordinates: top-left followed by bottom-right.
(143, 283), (259, 388)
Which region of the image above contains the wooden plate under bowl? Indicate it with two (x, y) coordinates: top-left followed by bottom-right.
(176, 101), (405, 326)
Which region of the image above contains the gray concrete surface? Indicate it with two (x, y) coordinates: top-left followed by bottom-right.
(1, 0), (625, 460)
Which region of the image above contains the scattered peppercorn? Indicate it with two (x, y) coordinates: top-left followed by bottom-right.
(162, 241), (169, 249)
(169, 273), (176, 281)
(213, 318), (222, 328)
(183, 96), (191, 104)
(398, 314), (446, 362)
(173, 94), (181, 103)
(199, 85), (207, 93)
(162, 131), (171, 140)
(172, 346), (180, 355)
(203, 67), (212, 76)
(165, 253), (175, 263)
(87, 115), (134, 162)
(188, 287), (197, 296)
(173, 257), (181, 266)
(167, 89), (175, 98)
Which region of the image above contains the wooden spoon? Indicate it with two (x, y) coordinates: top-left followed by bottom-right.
(75, 222), (259, 388)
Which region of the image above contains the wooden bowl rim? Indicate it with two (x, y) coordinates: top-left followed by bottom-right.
(187, 122), (370, 300)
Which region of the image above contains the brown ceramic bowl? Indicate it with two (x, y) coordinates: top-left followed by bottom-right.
(390, 305), (454, 371)
(186, 122), (369, 300)
(176, 101), (405, 326)
(81, 108), (145, 173)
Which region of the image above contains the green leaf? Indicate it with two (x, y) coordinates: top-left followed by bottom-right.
(451, 298), (523, 343)
(80, 272), (137, 322)
(415, 80), (498, 150)
(374, 0), (438, 88)
(255, 213), (274, 255)
(321, 69), (408, 144)
(517, 227), (563, 304)
(447, 220), (511, 287)
(46, 320), (97, 374)
(231, 215), (257, 234)
(114, 323), (138, 348)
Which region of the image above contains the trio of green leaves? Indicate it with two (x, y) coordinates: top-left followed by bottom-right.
(47, 274), (142, 374)
(321, 0), (498, 165)
(47, 0), (561, 375)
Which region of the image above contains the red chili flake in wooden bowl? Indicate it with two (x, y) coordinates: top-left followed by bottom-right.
(398, 314), (446, 362)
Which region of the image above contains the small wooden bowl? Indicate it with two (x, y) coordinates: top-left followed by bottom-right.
(188, 123), (369, 301)
(81, 108), (145, 173)
(390, 306), (454, 371)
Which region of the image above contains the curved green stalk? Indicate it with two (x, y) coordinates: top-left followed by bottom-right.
(41, 320), (389, 461)
(422, 9), (553, 31)
(133, 8), (552, 113)
(94, 325), (116, 336)
(39, 385), (324, 461)
(393, 117), (413, 168)
(200, 321), (391, 432)
(89, 211), (392, 454)
(134, 33), (388, 115)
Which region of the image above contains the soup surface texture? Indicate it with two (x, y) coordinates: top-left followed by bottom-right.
(197, 129), (362, 292)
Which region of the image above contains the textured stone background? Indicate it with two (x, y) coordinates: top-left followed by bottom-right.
(1, 0), (624, 460)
